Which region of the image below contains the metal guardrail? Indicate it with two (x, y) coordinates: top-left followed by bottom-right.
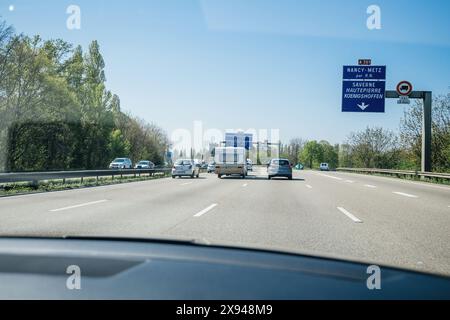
(0, 168), (172, 185)
(337, 168), (450, 180)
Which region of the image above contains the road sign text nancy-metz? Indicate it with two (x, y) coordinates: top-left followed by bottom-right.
(343, 66), (386, 80)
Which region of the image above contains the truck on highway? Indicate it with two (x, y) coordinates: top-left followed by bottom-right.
(214, 147), (247, 179)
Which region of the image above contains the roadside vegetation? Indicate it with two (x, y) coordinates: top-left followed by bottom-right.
(280, 96), (450, 173)
(0, 19), (169, 173)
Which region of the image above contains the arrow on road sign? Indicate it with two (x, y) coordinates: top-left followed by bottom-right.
(357, 102), (370, 110)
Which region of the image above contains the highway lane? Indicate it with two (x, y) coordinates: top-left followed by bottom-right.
(0, 167), (449, 275)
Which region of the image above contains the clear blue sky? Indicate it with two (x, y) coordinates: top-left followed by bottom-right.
(2, 0), (450, 144)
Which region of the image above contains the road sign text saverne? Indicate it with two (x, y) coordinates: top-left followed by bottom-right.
(342, 65), (386, 113)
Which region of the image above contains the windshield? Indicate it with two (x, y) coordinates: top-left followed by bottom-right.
(0, 0), (449, 285)
(271, 160), (290, 166)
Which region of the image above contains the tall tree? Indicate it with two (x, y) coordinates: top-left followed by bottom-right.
(319, 140), (339, 169)
(345, 127), (400, 169)
(0, 19), (169, 172)
(300, 141), (323, 169)
(400, 96), (450, 171)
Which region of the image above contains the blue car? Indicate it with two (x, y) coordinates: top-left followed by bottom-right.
(267, 159), (293, 180)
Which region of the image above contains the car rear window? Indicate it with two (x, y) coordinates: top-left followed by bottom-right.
(272, 160), (290, 166)
(175, 160), (192, 165)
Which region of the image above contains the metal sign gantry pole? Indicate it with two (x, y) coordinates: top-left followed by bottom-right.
(385, 90), (432, 172)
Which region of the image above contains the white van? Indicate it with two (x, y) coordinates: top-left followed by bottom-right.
(214, 147), (247, 179)
(320, 163), (330, 171)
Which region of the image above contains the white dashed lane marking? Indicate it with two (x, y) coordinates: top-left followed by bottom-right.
(393, 192), (418, 199)
(193, 204), (218, 218)
(318, 173), (343, 181)
(337, 207), (363, 223)
(50, 200), (108, 212)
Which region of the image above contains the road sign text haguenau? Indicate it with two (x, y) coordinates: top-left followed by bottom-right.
(342, 65), (386, 113)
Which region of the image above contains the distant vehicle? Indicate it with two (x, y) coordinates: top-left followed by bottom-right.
(246, 159), (253, 172)
(172, 159), (200, 178)
(207, 162), (216, 173)
(215, 147), (247, 179)
(267, 159), (293, 180)
(294, 163), (304, 170)
(135, 160), (155, 169)
(320, 163), (330, 171)
(193, 159), (207, 170)
(109, 158), (133, 169)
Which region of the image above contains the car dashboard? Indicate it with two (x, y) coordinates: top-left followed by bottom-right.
(0, 237), (449, 300)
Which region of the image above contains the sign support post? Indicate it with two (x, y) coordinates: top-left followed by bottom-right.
(385, 90), (432, 172)
(423, 91), (432, 173)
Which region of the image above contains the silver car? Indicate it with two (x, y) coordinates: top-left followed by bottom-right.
(246, 159), (253, 172)
(207, 162), (216, 173)
(172, 159), (200, 178)
(135, 160), (155, 169)
(267, 159), (293, 180)
(109, 158), (133, 169)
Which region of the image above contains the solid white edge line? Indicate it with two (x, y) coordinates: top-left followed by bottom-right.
(337, 207), (363, 223)
(393, 192), (418, 198)
(50, 200), (108, 212)
(193, 203), (218, 218)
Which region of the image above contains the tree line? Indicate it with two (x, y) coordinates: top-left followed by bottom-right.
(280, 96), (450, 172)
(0, 19), (168, 172)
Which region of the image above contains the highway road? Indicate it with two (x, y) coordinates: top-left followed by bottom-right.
(1, 167), (449, 276)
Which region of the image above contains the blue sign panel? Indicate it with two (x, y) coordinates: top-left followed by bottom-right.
(343, 66), (386, 80)
(342, 80), (386, 113)
(342, 65), (386, 113)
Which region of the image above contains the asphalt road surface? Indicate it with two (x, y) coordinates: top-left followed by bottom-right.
(1, 167), (449, 276)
